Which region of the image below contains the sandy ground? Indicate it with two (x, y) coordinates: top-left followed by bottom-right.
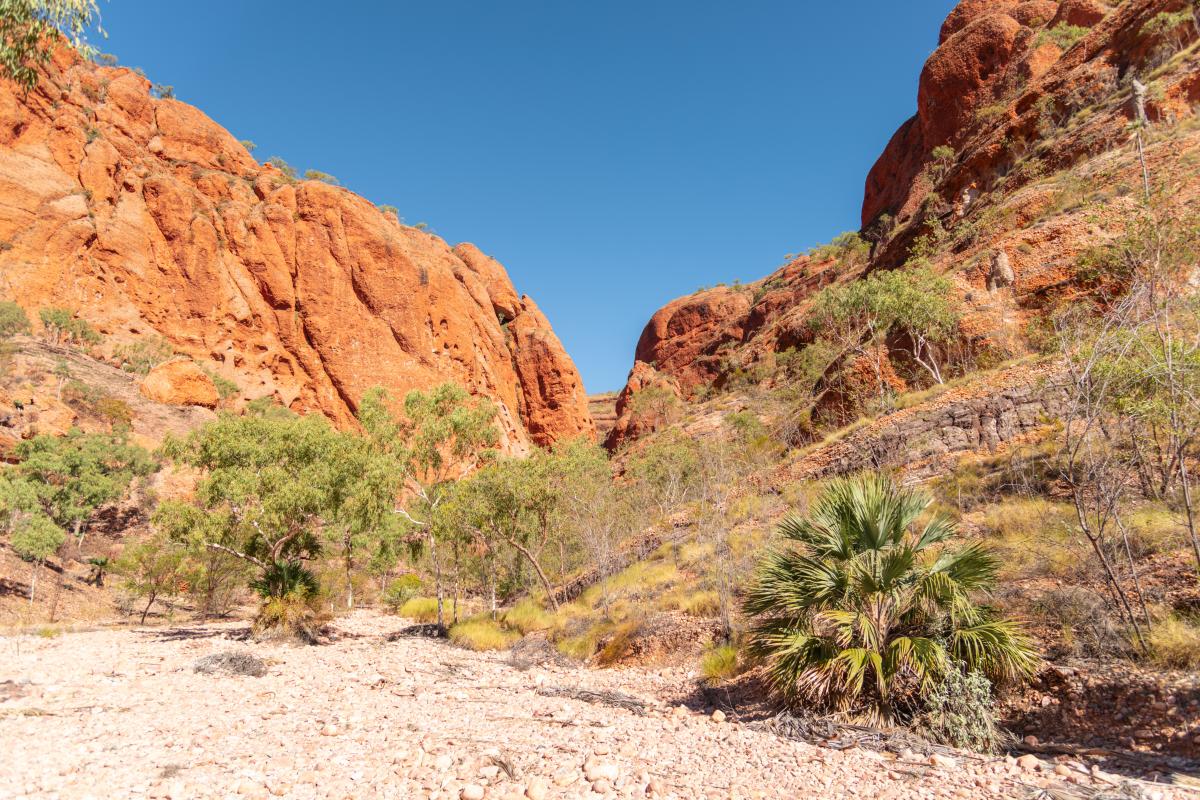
(0, 611), (1184, 800)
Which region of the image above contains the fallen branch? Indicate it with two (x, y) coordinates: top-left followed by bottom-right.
(535, 685), (650, 716)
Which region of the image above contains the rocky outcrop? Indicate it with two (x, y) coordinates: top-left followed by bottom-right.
(0, 47), (591, 452)
(778, 361), (1067, 482)
(609, 0), (1200, 451)
(140, 359), (219, 409)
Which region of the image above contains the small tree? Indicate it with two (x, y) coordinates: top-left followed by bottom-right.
(745, 474), (1037, 726)
(38, 308), (101, 348)
(359, 383), (498, 632)
(10, 514), (65, 603)
(113, 533), (186, 623)
(0, 301), (29, 337)
(14, 430), (155, 548)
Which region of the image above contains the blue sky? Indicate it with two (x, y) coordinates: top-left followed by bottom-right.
(92, 1), (956, 392)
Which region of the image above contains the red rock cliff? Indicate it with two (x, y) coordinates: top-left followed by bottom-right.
(609, 0), (1200, 449)
(0, 47), (592, 451)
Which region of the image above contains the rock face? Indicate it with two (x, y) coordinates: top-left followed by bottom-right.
(140, 359), (219, 409)
(0, 47), (591, 451)
(609, 0), (1200, 450)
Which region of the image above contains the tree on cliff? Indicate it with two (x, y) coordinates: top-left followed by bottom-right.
(809, 266), (961, 397)
(0, 0), (101, 92)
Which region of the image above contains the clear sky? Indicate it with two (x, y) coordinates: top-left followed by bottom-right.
(91, 1), (957, 393)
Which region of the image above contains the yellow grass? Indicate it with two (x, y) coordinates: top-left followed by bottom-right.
(448, 616), (520, 651)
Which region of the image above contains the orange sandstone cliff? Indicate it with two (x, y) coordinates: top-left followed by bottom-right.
(607, 0), (1200, 450)
(0, 47), (592, 451)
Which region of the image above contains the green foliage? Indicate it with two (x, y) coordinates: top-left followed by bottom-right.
(61, 379), (133, 429)
(0, 300), (29, 337)
(700, 643), (740, 683)
(266, 156), (297, 181)
(919, 665), (1005, 753)
(809, 266), (961, 384)
(112, 336), (174, 374)
(113, 531), (187, 622)
(744, 474), (1038, 725)
(12, 430), (154, 541)
(382, 574), (423, 612)
(0, 0), (101, 92)
(809, 231), (869, 265)
(1141, 11), (1194, 49)
(10, 512), (64, 561)
(449, 615), (520, 651)
(929, 145), (957, 182)
(238, 139), (256, 153)
(1036, 23), (1089, 51)
(151, 83), (173, 99)
(377, 204), (400, 219)
(38, 307), (100, 346)
(207, 371), (239, 401)
(250, 560), (319, 600)
(158, 411), (403, 616)
(303, 169), (339, 185)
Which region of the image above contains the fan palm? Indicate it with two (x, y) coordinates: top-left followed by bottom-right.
(744, 474), (1037, 726)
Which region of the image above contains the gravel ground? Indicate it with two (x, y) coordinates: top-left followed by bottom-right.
(0, 611), (1184, 799)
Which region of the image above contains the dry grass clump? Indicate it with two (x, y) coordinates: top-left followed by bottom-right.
(700, 644), (739, 683)
(448, 616), (520, 651)
(977, 498), (1079, 580)
(397, 596), (457, 622)
(1147, 613), (1200, 669)
(675, 589), (720, 617)
(502, 597), (556, 634)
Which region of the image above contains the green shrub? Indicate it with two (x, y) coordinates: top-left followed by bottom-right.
(919, 666), (1005, 753)
(303, 169), (339, 185)
(61, 380), (133, 429)
(39, 308), (101, 346)
(113, 336), (175, 374)
(1037, 23), (1089, 51)
(0, 301), (30, 337)
(449, 616), (520, 651)
(382, 574), (423, 612)
(700, 644), (739, 683)
(266, 157), (297, 181)
(744, 474), (1038, 725)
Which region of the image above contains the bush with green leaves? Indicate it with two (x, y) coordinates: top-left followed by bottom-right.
(112, 336), (175, 374)
(1036, 23), (1088, 51)
(9, 513), (65, 602)
(266, 156), (297, 181)
(0, 0), (101, 92)
(382, 574), (423, 612)
(303, 169), (339, 185)
(113, 532), (187, 623)
(0, 301), (30, 337)
(744, 474), (1037, 726)
(919, 665), (1006, 752)
(38, 308), (101, 347)
(11, 429), (155, 547)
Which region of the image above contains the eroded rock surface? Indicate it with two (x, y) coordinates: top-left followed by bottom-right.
(0, 48), (590, 451)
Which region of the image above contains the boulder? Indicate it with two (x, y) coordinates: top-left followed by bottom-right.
(140, 359), (219, 409)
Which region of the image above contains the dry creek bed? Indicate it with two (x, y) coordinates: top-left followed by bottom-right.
(0, 611), (1189, 800)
